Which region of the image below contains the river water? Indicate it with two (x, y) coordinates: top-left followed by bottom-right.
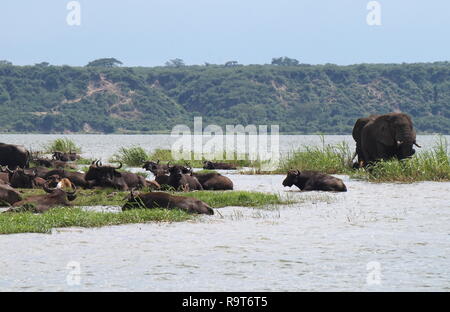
(0, 135), (449, 291)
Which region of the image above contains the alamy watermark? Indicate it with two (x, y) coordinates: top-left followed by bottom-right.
(366, 261), (382, 285)
(171, 117), (280, 171)
(66, 1), (81, 26)
(66, 261), (81, 286)
(367, 1), (382, 26)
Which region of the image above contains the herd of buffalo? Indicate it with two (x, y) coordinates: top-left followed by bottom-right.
(0, 112), (419, 216)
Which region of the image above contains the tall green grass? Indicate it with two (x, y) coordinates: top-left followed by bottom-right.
(110, 146), (149, 166)
(43, 138), (81, 153)
(277, 137), (353, 174)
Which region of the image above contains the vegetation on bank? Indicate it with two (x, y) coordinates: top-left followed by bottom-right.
(278, 138), (352, 174)
(0, 208), (191, 234)
(0, 189), (293, 234)
(253, 136), (450, 183)
(1, 62), (450, 134)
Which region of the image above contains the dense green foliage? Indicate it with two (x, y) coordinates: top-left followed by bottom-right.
(1, 62), (450, 134)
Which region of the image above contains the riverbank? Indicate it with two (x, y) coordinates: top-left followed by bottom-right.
(0, 189), (293, 234)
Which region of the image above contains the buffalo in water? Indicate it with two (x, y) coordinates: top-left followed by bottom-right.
(4, 182), (77, 213)
(282, 170), (347, 192)
(181, 164), (233, 190)
(352, 112), (421, 168)
(122, 191), (214, 215)
(203, 161), (237, 170)
(0, 143), (30, 169)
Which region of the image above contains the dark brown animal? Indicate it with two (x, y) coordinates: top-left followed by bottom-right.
(180, 164), (233, 190)
(168, 165), (203, 191)
(0, 184), (22, 206)
(44, 169), (90, 188)
(122, 191), (214, 215)
(352, 113), (421, 167)
(6, 182), (77, 213)
(282, 170), (347, 192)
(142, 160), (169, 174)
(85, 160), (147, 190)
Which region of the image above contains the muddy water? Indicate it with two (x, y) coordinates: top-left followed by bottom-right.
(0, 135), (449, 291)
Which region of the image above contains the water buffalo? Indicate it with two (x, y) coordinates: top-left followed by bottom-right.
(168, 165), (203, 191)
(193, 172), (233, 190)
(122, 191), (214, 215)
(44, 169), (90, 188)
(0, 143), (30, 169)
(152, 168), (170, 187)
(282, 170), (347, 192)
(203, 161), (237, 170)
(7, 168), (38, 189)
(34, 157), (54, 168)
(352, 113), (421, 167)
(142, 160), (169, 174)
(5, 182), (77, 213)
(52, 151), (80, 162)
(181, 164), (233, 190)
(85, 161), (147, 190)
(0, 184), (22, 206)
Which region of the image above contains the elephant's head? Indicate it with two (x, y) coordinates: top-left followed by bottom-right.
(375, 113), (419, 160)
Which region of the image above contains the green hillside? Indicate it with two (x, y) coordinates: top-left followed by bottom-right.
(0, 62), (449, 134)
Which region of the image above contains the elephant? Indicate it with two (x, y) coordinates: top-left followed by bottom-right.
(352, 115), (379, 167)
(352, 113), (420, 167)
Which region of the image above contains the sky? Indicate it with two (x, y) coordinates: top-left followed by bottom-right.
(1, 0), (449, 66)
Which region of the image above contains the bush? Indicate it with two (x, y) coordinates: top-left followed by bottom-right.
(43, 138), (81, 153)
(110, 146), (149, 166)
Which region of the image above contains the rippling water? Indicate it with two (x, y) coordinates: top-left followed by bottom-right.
(0, 135), (449, 291)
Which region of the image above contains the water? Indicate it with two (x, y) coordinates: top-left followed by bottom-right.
(0, 134), (446, 160)
(1, 135), (449, 291)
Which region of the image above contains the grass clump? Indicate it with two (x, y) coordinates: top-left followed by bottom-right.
(276, 137), (352, 174)
(110, 146), (149, 166)
(0, 208), (191, 235)
(43, 138), (81, 153)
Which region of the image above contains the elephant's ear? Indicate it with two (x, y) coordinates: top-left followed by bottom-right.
(375, 116), (395, 146)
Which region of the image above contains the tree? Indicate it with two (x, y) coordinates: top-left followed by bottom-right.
(165, 58), (185, 68)
(224, 61), (240, 67)
(35, 62), (50, 67)
(271, 57), (300, 66)
(0, 60), (12, 66)
(86, 58), (123, 68)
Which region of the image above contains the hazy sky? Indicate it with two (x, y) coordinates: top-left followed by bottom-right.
(1, 0), (449, 66)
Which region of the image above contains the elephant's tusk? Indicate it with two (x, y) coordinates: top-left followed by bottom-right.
(414, 142), (422, 148)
